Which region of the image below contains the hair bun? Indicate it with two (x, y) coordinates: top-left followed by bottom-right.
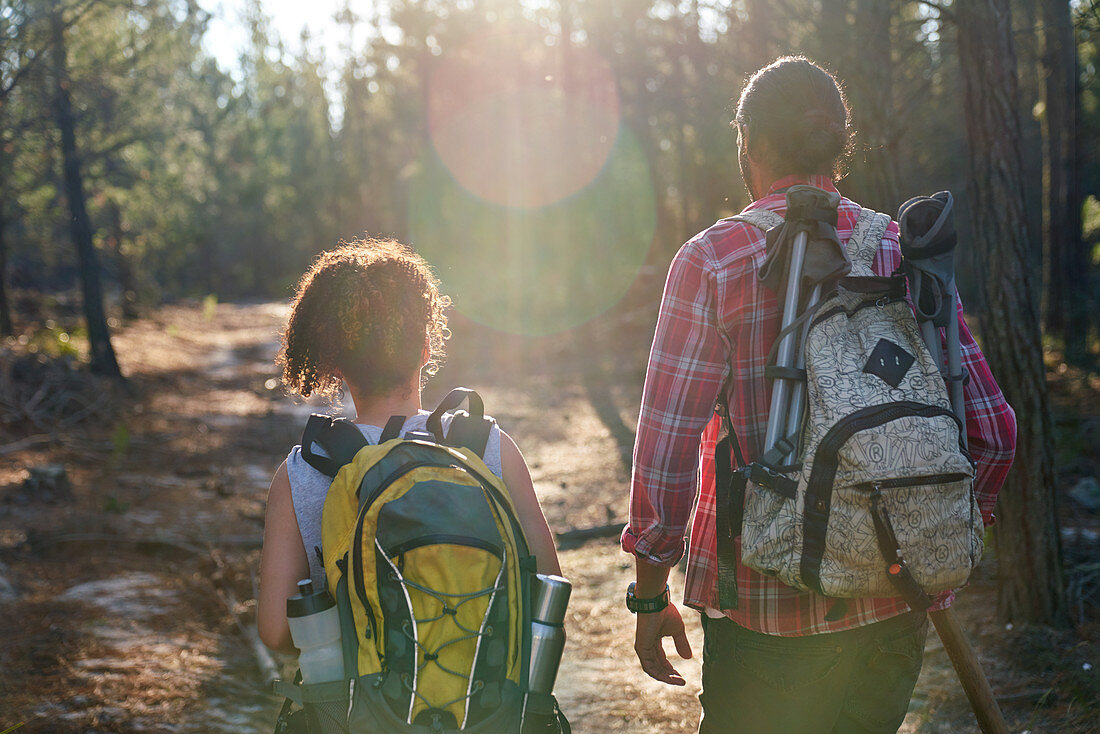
(735, 57), (853, 177)
(804, 109), (833, 126)
(800, 116), (845, 158)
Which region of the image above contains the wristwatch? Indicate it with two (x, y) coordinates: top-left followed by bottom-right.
(626, 582), (670, 614)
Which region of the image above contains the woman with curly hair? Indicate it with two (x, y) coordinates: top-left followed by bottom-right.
(257, 238), (560, 654)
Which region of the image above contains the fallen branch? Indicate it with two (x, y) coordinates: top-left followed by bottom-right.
(57, 390), (115, 427)
(0, 434), (52, 456)
(993, 688), (1053, 704)
(555, 522), (624, 549)
(33, 532), (262, 554)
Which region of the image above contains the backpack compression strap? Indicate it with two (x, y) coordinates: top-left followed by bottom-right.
(300, 413), (370, 478)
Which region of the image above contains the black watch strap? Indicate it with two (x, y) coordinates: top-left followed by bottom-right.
(626, 582), (670, 614)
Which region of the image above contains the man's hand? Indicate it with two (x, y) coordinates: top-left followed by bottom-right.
(634, 603), (692, 686)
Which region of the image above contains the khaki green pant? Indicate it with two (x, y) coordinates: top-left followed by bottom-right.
(698, 611), (928, 734)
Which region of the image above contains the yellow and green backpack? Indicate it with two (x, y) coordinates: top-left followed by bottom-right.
(274, 388), (566, 734)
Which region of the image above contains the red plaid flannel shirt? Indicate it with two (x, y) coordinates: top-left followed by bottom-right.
(622, 175), (1017, 636)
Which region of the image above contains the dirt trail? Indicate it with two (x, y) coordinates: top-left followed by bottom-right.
(0, 302), (1095, 732)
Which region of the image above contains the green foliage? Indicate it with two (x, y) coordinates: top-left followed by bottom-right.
(202, 294), (218, 321)
(101, 495), (130, 514)
(27, 321), (83, 359)
(111, 422), (130, 457)
(0, 0), (1095, 337)
(1084, 196), (1100, 251)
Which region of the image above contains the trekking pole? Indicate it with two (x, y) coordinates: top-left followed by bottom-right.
(763, 226), (810, 453)
(783, 282), (821, 458)
(919, 319), (945, 374)
(763, 187), (843, 456)
(899, 192), (1007, 734)
(929, 605), (1007, 734)
(898, 192), (967, 441)
(944, 291), (967, 449)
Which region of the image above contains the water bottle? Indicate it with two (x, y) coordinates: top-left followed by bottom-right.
(286, 579), (344, 684)
(528, 574), (571, 694)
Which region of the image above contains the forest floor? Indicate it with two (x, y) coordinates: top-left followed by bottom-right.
(0, 299), (1097, 733)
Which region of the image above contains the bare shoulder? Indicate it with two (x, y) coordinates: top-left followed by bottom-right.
(268, 459), (291, 499)
(497, 427), (525, 462)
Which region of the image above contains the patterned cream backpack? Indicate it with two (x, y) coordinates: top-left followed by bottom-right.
(716, 205), (982, 614)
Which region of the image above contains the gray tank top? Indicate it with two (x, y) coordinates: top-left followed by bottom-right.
(285, 411), (504, 588)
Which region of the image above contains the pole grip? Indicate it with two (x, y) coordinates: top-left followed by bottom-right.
(929, 608), (1008, 734)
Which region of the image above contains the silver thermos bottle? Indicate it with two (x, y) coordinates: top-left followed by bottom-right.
(528, 574), (571, 694)
(286, 579), (344, 684)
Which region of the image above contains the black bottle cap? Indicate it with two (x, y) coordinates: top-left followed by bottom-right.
(286, 578), (336, 618)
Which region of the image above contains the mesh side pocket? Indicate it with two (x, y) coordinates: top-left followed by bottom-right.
(299, 681), (350, 734)
(304, 699), (349, 734)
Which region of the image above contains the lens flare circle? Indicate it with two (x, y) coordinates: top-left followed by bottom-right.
(409, 125), (656, 337)
(428, 23), (621, 209)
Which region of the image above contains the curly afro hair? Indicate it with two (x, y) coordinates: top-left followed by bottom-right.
(277, 238), (451, 401)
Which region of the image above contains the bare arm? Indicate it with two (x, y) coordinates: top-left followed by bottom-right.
(499, 430), (561, 577)
(257, 460), (310, 654)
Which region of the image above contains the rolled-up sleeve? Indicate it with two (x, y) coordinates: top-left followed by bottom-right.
(622, 241), (729, 566)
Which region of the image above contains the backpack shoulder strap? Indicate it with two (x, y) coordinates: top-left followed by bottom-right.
(380, 415), (406, 442)
(846, 208), (892, 273)
(726, 209), (783, 232)
(300, 413), (370, 478)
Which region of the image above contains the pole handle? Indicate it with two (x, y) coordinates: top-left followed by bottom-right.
(929, 608), (1008, 734)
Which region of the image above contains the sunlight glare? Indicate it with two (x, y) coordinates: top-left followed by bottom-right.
(427, 21), (621, 210)
(408, 126), (656, 337)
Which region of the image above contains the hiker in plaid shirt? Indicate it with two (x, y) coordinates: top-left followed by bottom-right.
(622, 57), (1016, 733)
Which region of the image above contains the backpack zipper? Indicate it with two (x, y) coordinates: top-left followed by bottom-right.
(360, 460), (437, 509)
(809, 294), (906, 330)
(385, 534), (503, 559)
(814, 402), (960, 470)
(338, 554), (377, 641)
(351, 460), (440, 611)
(854, 472), (969, 491)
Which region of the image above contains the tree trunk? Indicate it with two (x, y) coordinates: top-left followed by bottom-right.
(854, 0), (900, 213)
(0, 146), (12, 337)
(51, 11), (122, 378)
(0, 202), (12, 337)
(1013, 0), (1045, 267)
(1040, 0), (1089, 364)
(955, 0), (1066, 626)
(817, 0), (850, 67)
(743, 0), (777, 69)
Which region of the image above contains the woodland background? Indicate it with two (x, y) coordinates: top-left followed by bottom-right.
(1, 0), (1099, 731)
